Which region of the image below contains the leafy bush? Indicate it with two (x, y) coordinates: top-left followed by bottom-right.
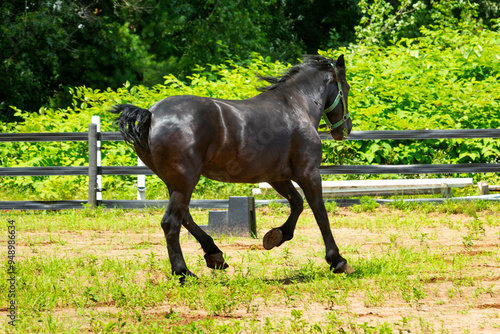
(321, 25), (500, 171)
(2, 25), (500, 200)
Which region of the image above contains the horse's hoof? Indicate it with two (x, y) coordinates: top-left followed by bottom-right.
(204, 253), (229, 270)
(332, 262), (355, 274)
(178, 270), (198, 285)
(263, 228), (283, 250)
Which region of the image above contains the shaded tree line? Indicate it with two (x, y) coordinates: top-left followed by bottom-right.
(0, 0), (498, 122)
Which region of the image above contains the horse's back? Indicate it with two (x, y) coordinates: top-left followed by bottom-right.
(146, 94), (319, 183)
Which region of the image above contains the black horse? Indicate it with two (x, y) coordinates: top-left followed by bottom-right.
(110, 55), (354, 280)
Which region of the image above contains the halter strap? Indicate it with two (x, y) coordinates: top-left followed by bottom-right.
(322, 63), (350, 130)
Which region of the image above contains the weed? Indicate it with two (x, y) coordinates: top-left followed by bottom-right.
(324, 200), (338, 213)
(438, 200), (464, 214)
(412, 231), (430, 246)
(467, 214), (486, 236)
(266, 200), (287, 213)
(396, 315), (412, 333)
(324, 288), (349, 309)
(389, 199), (438, 214)
(351, 196), (379, 213)
(462, 234), (475, 249)
(388, 198), (408, 211)
(202, 287), (238, 316)
(418, 316), (435, 333)
(400, 280), (427, 306)
(83, 286), (100, 305)
(364, 288), (386, 307)
(462, 214), (486, 249)
(388, 232), (399, 247)
(325, 310), (345, 329)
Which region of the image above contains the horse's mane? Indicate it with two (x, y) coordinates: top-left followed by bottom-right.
(257, 55), (335, 92)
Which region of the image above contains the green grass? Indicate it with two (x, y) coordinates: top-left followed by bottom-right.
(1, 201), (500, 333)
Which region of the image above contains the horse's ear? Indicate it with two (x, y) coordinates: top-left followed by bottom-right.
(336, 54), (345, 67)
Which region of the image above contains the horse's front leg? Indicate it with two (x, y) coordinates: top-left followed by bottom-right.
(182, 211), (228, 270)
(296, 173), (354, 274)
(263, 180), (304, 250)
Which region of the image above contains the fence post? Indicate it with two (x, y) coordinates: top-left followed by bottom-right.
(88, 123), (98, 208)
(478, 181), (490, 195)
(91, 116), (102, 201)
(137, 157), (146, 200)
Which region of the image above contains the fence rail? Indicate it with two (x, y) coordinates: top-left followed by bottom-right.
(319, 129), (500, 140)
(0, 131), (123, 142)
(1, 127), (499, 210)
(3, 129), (500, 143)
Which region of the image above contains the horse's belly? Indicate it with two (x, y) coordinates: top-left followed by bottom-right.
(201, 156), (291, 184)
(201, 126), (295, 183)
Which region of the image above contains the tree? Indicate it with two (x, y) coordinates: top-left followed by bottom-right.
(130, 0), (305, 78)
(355, 0), (500, 46)
(1, 1), (69, 121)
(3, 0), (497, 123)
(0, 0), (154, 121)
(283, 0), (361, 53)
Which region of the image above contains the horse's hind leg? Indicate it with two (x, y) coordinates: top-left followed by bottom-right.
(160, 189), (196, 281)
(263, 180), (304, 250)
(182, 211), (228, 270)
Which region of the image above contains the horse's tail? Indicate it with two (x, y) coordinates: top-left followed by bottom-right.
(108, 104), (151, 153)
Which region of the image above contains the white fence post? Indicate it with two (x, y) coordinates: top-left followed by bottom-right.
(91, 116), (102, 202)
(137, 157), (146, 200)
(88, 123), (98, 208)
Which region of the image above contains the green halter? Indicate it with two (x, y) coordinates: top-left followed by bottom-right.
(322, 63), (350, 130)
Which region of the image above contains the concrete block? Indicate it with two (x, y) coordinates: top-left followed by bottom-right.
(202, 196), (256, 238)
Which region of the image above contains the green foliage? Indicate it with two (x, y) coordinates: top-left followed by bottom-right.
(0, 55), (287, 199)
(0, 0), (310, 120)
(155, 0), (304, 78)
(347, 26), (500, 130)
(2, 22), (500, 199)
(351, 197), (380, 213)
(355, 0), (499, 46)
(2, 0), (499, 123)
(0, 1), (70, 121)
(0, 1), (159, 121)
(281, 0), (362, 53)
(321, 25), (500, 170)
(324, 200), (338, 213)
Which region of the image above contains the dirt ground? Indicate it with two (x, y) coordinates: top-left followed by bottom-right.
(4, 207), (500, 332)
(171, 208), (500, 333)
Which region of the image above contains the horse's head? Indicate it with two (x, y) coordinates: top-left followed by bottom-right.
(323, 54), (352, 141)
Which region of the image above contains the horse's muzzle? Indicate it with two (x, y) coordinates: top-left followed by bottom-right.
(330, 118), (352, 141)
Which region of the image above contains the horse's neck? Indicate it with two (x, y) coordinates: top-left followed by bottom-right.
(281, 73), (329, 125)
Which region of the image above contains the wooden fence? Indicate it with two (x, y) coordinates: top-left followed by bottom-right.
(1, 125), (500, 210)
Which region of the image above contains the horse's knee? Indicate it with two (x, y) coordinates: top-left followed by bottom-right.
(161, 217), (181, 238)
(160, 217), (170, 232)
